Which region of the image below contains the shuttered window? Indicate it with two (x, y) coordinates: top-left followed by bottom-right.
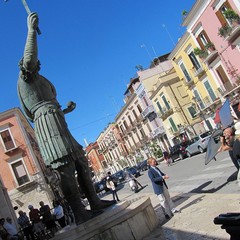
(0, 129), (16, 152)
(216, 0), (232, 26)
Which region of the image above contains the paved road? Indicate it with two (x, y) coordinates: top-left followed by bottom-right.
(110, 150), (237, 201)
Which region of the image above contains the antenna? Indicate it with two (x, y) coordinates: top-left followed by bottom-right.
(140, 43), (153, 61)
(162, 24), (176, 47)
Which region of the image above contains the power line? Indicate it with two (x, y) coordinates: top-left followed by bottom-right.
(70, 113), (115, 131)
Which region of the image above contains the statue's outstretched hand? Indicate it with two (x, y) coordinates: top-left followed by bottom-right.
(63, 101), (76, 114)
(27, 12), (39, 31)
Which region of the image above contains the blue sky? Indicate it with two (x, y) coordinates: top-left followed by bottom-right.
(0, 0), (195, 146)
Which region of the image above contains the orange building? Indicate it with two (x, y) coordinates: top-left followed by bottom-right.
(0, 108), (53, 213)
(85, 142), (105, 180)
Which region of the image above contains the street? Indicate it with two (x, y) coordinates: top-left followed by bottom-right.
(96, 151), (239, 239)
(103, 150), (238, 202)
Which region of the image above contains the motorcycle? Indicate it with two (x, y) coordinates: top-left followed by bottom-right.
(128, 178), (138, 193)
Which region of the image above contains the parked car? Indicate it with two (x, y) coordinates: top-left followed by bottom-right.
(125, 166), (141, 178)
(137, 160), (149, 172)
(94, 175), (118, 193)
(185, 131), (212, 157)
(169, 143), (188, 161)
(94, 180), (105, 193)
(112, 170), (126, 183)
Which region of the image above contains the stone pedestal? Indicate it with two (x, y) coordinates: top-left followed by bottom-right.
(53, 196), (158, 240)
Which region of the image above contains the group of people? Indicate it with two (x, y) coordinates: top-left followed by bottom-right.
(14, 199), (73, 240)
(0, 217), (19, 240)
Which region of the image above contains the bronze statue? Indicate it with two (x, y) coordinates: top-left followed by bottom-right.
(17, 12), (115, 224)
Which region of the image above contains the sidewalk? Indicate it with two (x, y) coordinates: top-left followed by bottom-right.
(102, 191), (240, 240)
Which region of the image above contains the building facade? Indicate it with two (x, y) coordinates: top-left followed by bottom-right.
(0, 108), (53, 213)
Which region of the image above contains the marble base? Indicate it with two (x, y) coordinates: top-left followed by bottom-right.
(53, 196), (158, 240)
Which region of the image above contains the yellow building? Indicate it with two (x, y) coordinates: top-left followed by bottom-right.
(168, 32), (220, 134)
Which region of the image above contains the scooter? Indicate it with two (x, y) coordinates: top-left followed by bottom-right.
(128, 178), (138, 193)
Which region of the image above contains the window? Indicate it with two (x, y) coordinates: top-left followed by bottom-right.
(215, 1), (232, 27)
(188, 106), (197, 118)
(169, 117), (178, 132)
(180, 62), (191, 82)
(162, 95), (171, 110)
(204, 80), (217, 102)
(0, 129), (16, 152)
(132, 109), (138, 120)
(193, 90), (205, 109)
(196, 30), (213, 49)
(156, 101), (164, 114)
(189, 51), (201, 70)
(128, 116), (133, 125)
(11, 161), (30, 186)
(137, 104), (142, 113)
(123, 121), (128, 130)
(139, 128), (146, 138)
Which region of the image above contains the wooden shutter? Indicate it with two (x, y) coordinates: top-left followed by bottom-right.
(196, 35), (205, 49)
(216, 0), (232, 26)
(202, 30), (211, 43)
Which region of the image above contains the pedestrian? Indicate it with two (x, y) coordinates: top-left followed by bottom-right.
(53, 200), (66, 228)
(17, 211), (35, 240)
(39, 201), (57, 236)
(106, 177), (120, 202)
(28, 205), (44, 236)
(126, 171), (143, 189)
(219, 122), (240, 183)
(147, 157), (179, 219)
(218, 127), (239, 171)
(163, 151), (172, 166)
(4, 217), (19, 240)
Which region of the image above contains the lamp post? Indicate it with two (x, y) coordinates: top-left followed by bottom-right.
(192, 97), (208, 131)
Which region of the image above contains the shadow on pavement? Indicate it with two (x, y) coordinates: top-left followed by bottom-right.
(169, 173), (237, 212)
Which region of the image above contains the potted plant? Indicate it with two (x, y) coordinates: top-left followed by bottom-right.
(205, 42), (215, 51)
(218, 25), (232, 38)
(223, 9), (240, 25)
(194, 47), (208, 59)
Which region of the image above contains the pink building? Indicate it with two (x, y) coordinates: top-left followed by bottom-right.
(183, 0), (240, 113)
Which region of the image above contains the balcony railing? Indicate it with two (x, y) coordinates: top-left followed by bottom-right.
(225, 25), (240, 46)
(191, 66), (205, 77)
(157, 108), (174, 121)
(141, 105), (155, 119)
(151, 126), (165, 138)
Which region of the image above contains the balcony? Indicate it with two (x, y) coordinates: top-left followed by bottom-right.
(203, 50), (219, 66)
(157, 108), (174, 121)
(184, 78), (194, 88)
(191, 66), (205, 78)
(225, 25), (240, 45)
(133, 115), (143, 126)
(151, 126), (165, 138)
(141, 105), (155, 119)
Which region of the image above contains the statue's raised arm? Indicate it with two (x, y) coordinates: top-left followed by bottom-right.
(22, 12), (39, 73)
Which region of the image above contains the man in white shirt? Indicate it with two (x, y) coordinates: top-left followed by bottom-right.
(148, 157), (179, 219)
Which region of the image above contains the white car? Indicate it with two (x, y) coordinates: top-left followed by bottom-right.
(186, 131), (212, 157)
